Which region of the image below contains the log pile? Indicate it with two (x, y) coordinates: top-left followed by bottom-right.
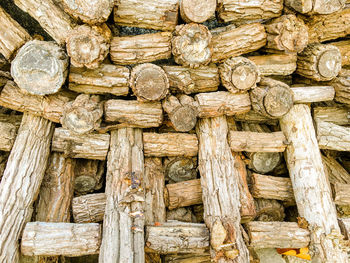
(0, 1), (350, 262)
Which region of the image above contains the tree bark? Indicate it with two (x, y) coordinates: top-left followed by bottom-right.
(74, 159), (104, 195)
(72, 193), (106, 223)
(234, 110), (278, 125)
(0, 113), (54, 262)
(110, 32), (172, 65)
(180, 0), (216, 23)
(253, 199), (285, 222)
(331, 39), (350, 66)
(248, 54), (297, 76)
(330, 68), (350, 106)
(285, 0), (345, 14)
(11, 40), (68, 95)
(280, 104), (348, 262)
(99, 128), (144, 263)
(291, 86), (334, 103)
(0, 121), (17, 151)
(316, 120), (350, 151)
(164, 157), (197, 183)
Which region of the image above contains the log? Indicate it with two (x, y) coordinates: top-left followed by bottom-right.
(285, 0), (345, 14)
(72, 193), (106, 223)
(250, 77), (294, 118)
(195, 91), (251, 118)
(104, 100), (163, 128)
(338, 218), (350, 240)
(246, 222), (310, 249)
(248, 54), (297, 76)
(0, 7), (30, 60)
(130, 63), (169, 101)
(291, 86), (335, 103)
(162, 95), (198, 132)
(180, 0), (216, 23)
(0, 152), (9, 182)
(211, 23), (266, 63)
(74, 159), (104, 195)
(0, 114), (54, 262)
(110, 32), (172, 65)
(322, 155), (350, 185)
(143, 133), (198, 157)
(196, 116), (249, 262)
(99, 128), (144, 263)
(316, 121), (350, 151)
(172, 24), (212, 68)
(219, 57), (260, 93)
(313, 106), (350, 126)
(166, 207), (196, 223)
(296, 43), (341, 81)
(162, 65), (220, 94)
(164, 157), (197, 183)
(145, 222), (209, 254)
(331, 39), (350, 66)
(0, 121), (17, 151)
(14, 0), (76, 45)
(21, 222), (100, 256)
(11, 40), (68, 95)
(280, 104), (348, 262)
(66, 24), (112, 69)
(234, 110), (278, 125)
(164, 254), (211, 263)
(334, 183), (350, 206)
(217, 0), (282, 23)
(254, 199), (285, 222)
(330, 68), (350, 106)
(51, 128), (110, 160)
(114, 0), (178, 31)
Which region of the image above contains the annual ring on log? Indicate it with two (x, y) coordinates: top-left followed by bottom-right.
(165, 157), (197, 182)
(170, 105), (197, 132)
(180, 0), (216, 23)
(264, 85), (294, 117)
(251, 152), (281, 174)
(317, 50), (342, 79)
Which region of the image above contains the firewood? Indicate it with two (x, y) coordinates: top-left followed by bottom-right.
(219, 57), (260, 93)
(114, 0), (178, 31)
(68, 64), (130, 96)
(0, 114), (54, 262)
(130, 63), (169, 101)
(164, 254), (211, 263)
(195, 91), (251, 118)
(110, 32), (172, 65)
(331, 40), (350, 66)
(166, 207), (196, 223)
(14, 0), (76, 45)
(0, 7), (30, 60)
(0, 70), (11, 87)
(104, 100), (163, 128)
(338, 218), (350, 240)
(180, 0), (216, 23)
(162, 95), (198, 132)
(0, 152), (9, 182)
(164, 157), (197, 183)
(254, 199), (285, 222)
(74, 159), (104, 195)
(143, 133), (198, 157)
(99, 128), (144, 263)
(172, 24), (212, 68)
(0, 121), (16, 151)
(11, 40), (68, 95)
(313, 106), (350, 126)
(322, 155), (350, 185)
(196, 116), (249, 262)
(72, 193), (106, 223)
(280, 104), (348, 262)
(291, 86), (335, 103)
(21, 222), (100, 256)
(264, 14), (308, 53)
(246, 222), (310, 249)
(334, 183), (350, 206)
(217, 0), (282, 23)
(250, 77), (294, 118)
(296, 43), (341, 81)
(316, 121), (350, 151)
(66, 24), (112, 69)
(234, 110), (279, 125)
(330, 68), (350, 106)
(51, 128), (110, 160)
(211, 23), (266, 63)
(285, 0), (345, 14)
(248, 54), (297, 76)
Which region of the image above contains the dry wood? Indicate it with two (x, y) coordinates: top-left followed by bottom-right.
(0, 114), (54, 262)
(280, 104), (348, 262)
(322, 155), (350, 185)
(21, 222), (100, 256)
(66, 24), (112, 69)
(164, 254), (211, 263)
(313, 106), (350, 126)
(99, 128), (144, 263)
(143, 133), (198, 157)
(74, 159), (104, 195)
(52, 128), (110, 160)
(0, 152), (9, 182)
(330, 68), (350, 106)
(0, 7), (30, 60)
(291, 86), (334, 103)
(211, 23), (266, 63)
(316, 121), (350, 151)
(104, 100), (163, 128)
(338, 218), (350, 240)
(130, 63), (169, 101)
(72, 193), (106, 223)
(248, 53), (297, 76)
(334, 183), (350, 206)
(0, 70), (11, 88)
(164, 157), (197, 183)
(68, 64), (129, 96)
(110, 32), (172, 65)
(11, 40), (68, 95)
(234, 110), (278, 125)
(246, 222), (310, 249)
(0, 121), (16, 151)
(114, 0), (178, 31)
(331, 40), (350, 66)
(254, 199), (285, 222)
(285, 0), (345, 14)
(172, 24), (212, 68)
(166, 207), (196, 223)
(180, 0), (216, 23)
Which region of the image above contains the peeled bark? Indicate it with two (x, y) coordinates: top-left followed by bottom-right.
(0, 114), (54, 262)
(74, 159), (104, 195)
(291, 86), (334, 103)
(11, 40), (68, 95)
(72, 193), (106, 223)
(285, 0), (345, 14)
(316, 121), (350, 151)
(180, 0), (216, 23)
(254, 199), (285, 222)
(330, 68), (350, 106)
(248, 54), (297, 76)
(164, 157), (197, 183)
(331, 40), (350, 66)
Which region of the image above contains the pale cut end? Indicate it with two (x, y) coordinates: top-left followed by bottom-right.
(180, 0), (216, 23)
(317, 49), (342, 79)
(169, 105), (198, 132)
(165, 157), (197, 183)
(250, 152), (281, 174)
(264, 85), (294, 117)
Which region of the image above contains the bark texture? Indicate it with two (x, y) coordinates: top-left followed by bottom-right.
(248, 54), (297, 76)
(316, 121), (350, 151)
(0, 121), (17, 151)
(331, 40), (350, 66)
(334, 183), (350, 206)
(291, 86), (334, 103)
(72, 193), (106, 223)
(180, 0), (216, 23)
(330, 69), (350, 106)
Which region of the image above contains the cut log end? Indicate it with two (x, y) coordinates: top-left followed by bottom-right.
(250, 152), (281, 174)
(264, 85), (294, 117)
(317, 49), (342, 79)
(165, 157), (197, 183)
(180, 0), (216, 23)
(169, 105), (197, 132)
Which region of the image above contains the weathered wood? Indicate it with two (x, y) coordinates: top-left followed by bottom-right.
(0, 152), (9, 182)
(313, 106), (350, 126)
(254, 199), (285, 222)
(338, 218), (350, 240)
(248, 54), (297, 76)
(72, 193), (106, 223)
(164, 254), (211, 263)
(285, 0), (345, 14)
(331, 40), (350, 66)
(52, 128), (110, 160)
(280, 104), (348, 262)
(0, 114), (54, 262)
(104, 100), (163, 128)
(166, 207), (196, 223)
(164, 157), (197, 183)
(180, 0), (215, 23)
(143, 133), (198, 157)
(66, 24), (112, 69)
(0, 7), (30, 60)
(316, 121), (350, 151)
(196, 116), (249, 262)
(74, 159), (104, 195)
(211, 23), (266, 63)
(246, 222), (310, 249)
(11, 40), (68, 95)
(21, 222), (100, 256)
(172, 24), (212, 68)
(99, 128), (144, 263)
(234, 110), (278, 125)
(0, 121), (16, 151)
(334, 183), (350, 206)
(330, 68), (350, 106)
(110, 32), (172, 65)
(291, 86), (335, 103)
(322, 155), (350, 185)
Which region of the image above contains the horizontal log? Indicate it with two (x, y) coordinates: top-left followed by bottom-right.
(285, 0), (345, 14)
(21, 222), (101, 256)
(291, 86), (335, 103)
(322, 155), (350, 185)
(334, 183), (350, 206)
(248, 54), (296, 76)
(316, 121), (350, 151)
(331, 40), (350, 66)
(331, 68), (350, 107)
(72, 193), (106, 223)
(313, 106), (350, 126)
(234, 110), (279, 125)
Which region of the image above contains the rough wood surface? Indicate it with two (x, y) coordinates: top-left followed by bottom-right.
(164, 157), (197, 183)
(254, 199), (285, 222)
(248, 54), (297, 76)
(114, 0), (178, 31)
(72, 193), (106, 223)
(0, 121), (16, 151)
(110, 32), (172, 65)
(291, 86), (334, 103)
(164, 254), (211, 263)
(322, 155), (350, 186)
(330, 68), (350, 106)
(211, 23), (266, 63)
(316, 120), (350, 151)
(334, 183), (350, 206)
(331, 40), (350, 66)
(11, 40), (68, 95)
(313, 106), (350, 126)
(0, 114), (54, 262)
(166, 207), (196, 223)
(234, 110), (278, 125)
(180, 0), (216, 23)
(285, 0), (345, 14)
(338, 218), (350, 240)
(74, 159), (104, 195)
